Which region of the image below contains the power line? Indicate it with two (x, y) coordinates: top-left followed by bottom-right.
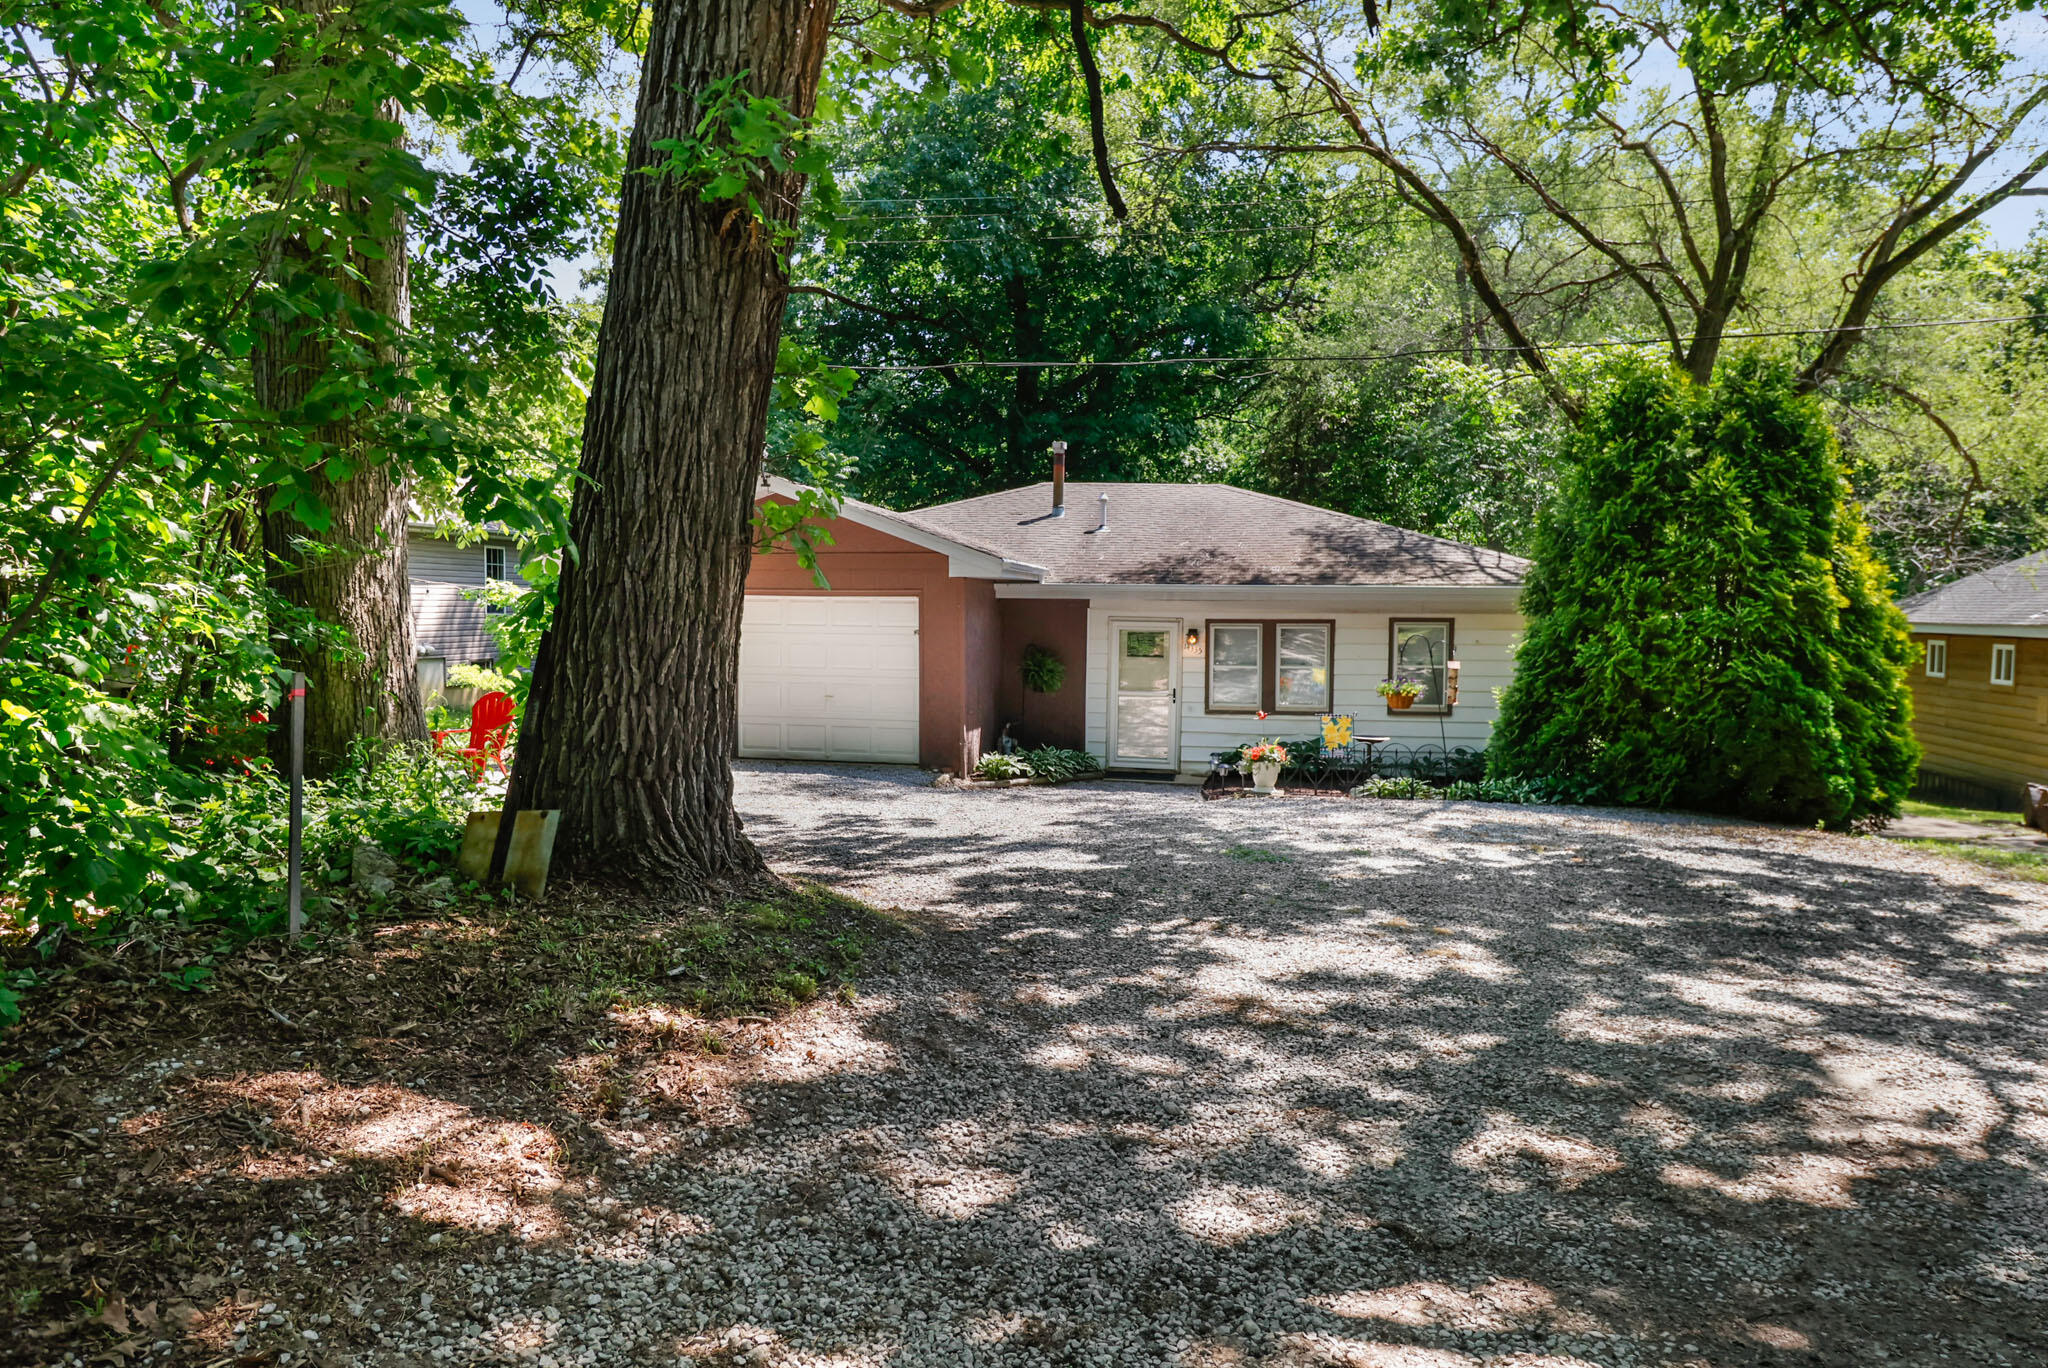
(830, 313), (2047, 373)
(832, 190), (1726, 226)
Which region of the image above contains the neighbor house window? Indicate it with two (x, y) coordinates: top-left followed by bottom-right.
(483, 545), (508, 614)
(1205, 621), (1333, 714)
(1389, 620), (1454, 712)
(1992, 642), (2017, 686)
(1923, 639), (1946, 678)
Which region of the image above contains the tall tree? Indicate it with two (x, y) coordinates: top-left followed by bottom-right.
(1489, 353), (1919, 826)
(785, 69), (1354, 507)
(507, 0), (836, 887)
(253, 0), (431, 774)
(1142, 0), (2046, 415)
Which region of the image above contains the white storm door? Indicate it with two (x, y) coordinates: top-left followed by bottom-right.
(1107, 619), (1180, 770)
(737, 595), (920, 763)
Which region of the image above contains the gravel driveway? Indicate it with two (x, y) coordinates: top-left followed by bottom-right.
(386, 765), (2048, 1367)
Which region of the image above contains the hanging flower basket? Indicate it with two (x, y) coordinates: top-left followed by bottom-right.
(1378, 678), (1424, 710)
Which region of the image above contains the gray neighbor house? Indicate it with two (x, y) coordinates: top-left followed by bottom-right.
(405, 523), (525, 701)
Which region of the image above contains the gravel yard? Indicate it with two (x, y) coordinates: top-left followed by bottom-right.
(16, 764), (2048, 1368)
(433, 764), (2047, 1368)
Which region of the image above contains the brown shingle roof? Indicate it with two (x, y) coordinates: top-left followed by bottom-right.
(894, 483), (1528, 587)
(1900, 551), (2048, 628)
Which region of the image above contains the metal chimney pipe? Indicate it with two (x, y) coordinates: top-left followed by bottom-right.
(1050, 440), (1067, 515)
(1095, 491), (1109, 531)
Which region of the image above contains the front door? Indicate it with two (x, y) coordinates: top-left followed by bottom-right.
(1108, 620), (1180, 770)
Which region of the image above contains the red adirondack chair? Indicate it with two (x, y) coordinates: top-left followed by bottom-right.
(433, 690), (515, 777)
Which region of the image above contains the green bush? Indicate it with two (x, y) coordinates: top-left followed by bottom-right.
(1351, 775), (1437, 799)
(448, 662), (517, 695)
(310, 740), (478, 868)
(973, 752), (1033, 780)
(1021, 746), (1100, 782)
(1489, 354), (1918, 828)
(1351, 774), (1583, 804)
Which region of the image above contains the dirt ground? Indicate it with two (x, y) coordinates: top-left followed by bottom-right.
(4, 763), (2046, 1368)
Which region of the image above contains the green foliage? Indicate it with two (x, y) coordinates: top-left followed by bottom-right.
(973, 753), (1034, 781)
(644, 71), (840, 252)
(972, 747), (1100, 783)
(1238, 359), (1568, 554)
(1353, 774), (1578, 804)
(470, 563), (551, 676)
(1490, 354), (1920, 827)
(0, 3), (597, 942)
(1217, 736), (1321, 772)
(310, 742), (477, 868)
(784, 69), (1368, 508)
(448, 663), (516, 695)
(1020, 746), (1099, 782)
(1020, 645), (1066, 694)
(1352, 775), (1437, 800)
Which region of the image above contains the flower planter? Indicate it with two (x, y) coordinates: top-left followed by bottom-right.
(1385, 694), (1415, 711)
(1249, 760), (1283, 793)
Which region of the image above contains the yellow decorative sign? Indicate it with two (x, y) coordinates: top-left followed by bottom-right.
(1321, 714), (1354, 749)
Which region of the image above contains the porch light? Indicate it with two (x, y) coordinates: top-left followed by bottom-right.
(1185, 627), (1201, 649)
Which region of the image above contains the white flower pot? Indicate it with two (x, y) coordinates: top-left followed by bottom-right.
(1250, 760), (1283, 793)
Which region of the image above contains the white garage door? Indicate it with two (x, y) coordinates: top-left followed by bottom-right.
(737, 595), (920, 763)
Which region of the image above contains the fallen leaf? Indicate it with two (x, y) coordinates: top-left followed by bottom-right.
(94, 1294), (131, 1335)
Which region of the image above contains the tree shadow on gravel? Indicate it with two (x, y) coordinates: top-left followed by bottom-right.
(5, 766), (2044, 1368)
(715, 773), (2048, 1367)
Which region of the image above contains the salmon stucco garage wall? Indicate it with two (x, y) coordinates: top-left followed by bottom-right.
(996, 598), (1088, 751)
(747, 498), (999, 774)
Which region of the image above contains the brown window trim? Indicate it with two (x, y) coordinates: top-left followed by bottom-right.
(1203, 619), (1335, 715)
(1387, 618), (1456, 716)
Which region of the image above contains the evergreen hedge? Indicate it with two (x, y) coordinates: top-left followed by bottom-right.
(1489, 354), (1918, 828)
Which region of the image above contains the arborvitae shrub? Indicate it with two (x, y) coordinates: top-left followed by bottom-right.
(1489, 354), (1918, 827)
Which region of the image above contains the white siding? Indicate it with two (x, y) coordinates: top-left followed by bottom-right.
(407, 531), (528, 664)
(1080, 598), (1523, 774)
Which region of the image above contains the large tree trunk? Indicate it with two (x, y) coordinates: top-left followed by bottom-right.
(255, 5), (427, 778)
(506, 0), (836, 889)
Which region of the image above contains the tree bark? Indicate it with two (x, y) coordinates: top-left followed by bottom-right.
(255, 1), (427, 778)
(507, 0), (836, 890)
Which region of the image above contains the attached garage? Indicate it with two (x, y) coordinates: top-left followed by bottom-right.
(737, 595), (921, 762)
(746, 480), (1047, 774)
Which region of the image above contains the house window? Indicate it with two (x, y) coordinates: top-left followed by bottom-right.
(1204, 621), (1333, 714)
(484, 546), (508, 615)
(1992, 642), (2017, 687)
(1924, 639), (1946, 678)
(1208, 624), (1263, 710)
(1389, 620), (1454, 713)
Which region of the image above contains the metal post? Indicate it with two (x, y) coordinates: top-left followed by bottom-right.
(287, 671), (306, 939)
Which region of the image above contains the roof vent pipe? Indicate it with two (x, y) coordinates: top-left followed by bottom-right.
(1095, 491), (1109, 532)
(1050, 440), (1067, 516)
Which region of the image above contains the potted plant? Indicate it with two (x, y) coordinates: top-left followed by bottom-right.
(1240, 739), (1290, 793)
(1020, 644), (1066, 694)
(1378, 678), (1425, 710)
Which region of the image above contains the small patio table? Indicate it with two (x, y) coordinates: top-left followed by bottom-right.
(1316, 734), (1391, 791)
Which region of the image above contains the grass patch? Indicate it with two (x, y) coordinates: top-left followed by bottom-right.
(1900, 798), (2023, 829)
(1892, 840), (2048, 883)
(405, 880), (898, 1049)
(1226, 846), (1291, 863)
